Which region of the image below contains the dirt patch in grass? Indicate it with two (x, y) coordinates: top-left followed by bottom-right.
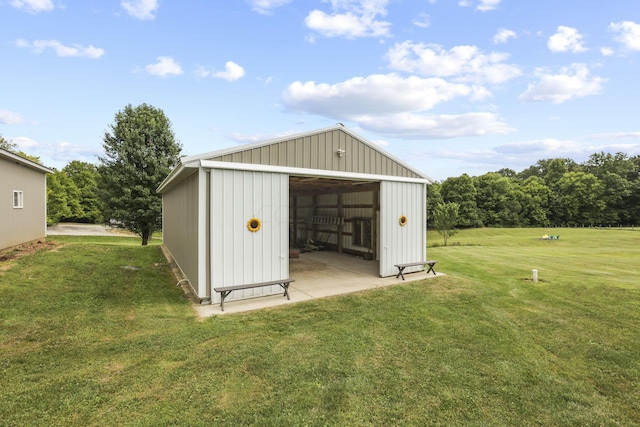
(0, 240), (59, 262)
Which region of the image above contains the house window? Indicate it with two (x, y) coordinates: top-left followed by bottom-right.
(13, 190), (23, 208)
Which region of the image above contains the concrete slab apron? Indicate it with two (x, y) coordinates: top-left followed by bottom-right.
(195, 251), (443, 317)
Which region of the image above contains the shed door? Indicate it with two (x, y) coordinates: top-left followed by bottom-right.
(209, 169), (289, 302)
(379, 181), (426, 277)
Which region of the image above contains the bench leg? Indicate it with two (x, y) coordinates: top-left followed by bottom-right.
(426, 264), (436, 275)
(220, 290), (232, 311)
(279, 282), (291, 300)
(396, 266), (406, 280)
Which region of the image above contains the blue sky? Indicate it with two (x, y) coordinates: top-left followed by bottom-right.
(1, 0), (640, 181)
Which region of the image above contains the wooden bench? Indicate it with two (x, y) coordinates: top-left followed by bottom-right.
(394, 261), (437, 280)
(213, 279), (294, 311)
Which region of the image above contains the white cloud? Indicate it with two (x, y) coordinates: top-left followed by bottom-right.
(458, 0), (502, 12)
(589, 131), (640, 140)
(412, 13), (430, 28)
(548, 26), (587, 53)
(282, 73), (512, 138)
(10, 0), (53, 13)
(11, 136), (102, 168)
(144, 56), (183, 76)
(494, 137), (640, 163)
(610, 21), (640, 51)
(121, 0), (158, 20)
(469, 85), (492, 101)
(425, 146), (502, 167)
(251, 0), (293, 15)
(493, 28), (516, 44)
(477, 0), (501, 11)
(519, 63), (606, 104)
(214, 61), (245, 81)
(283, 73), (472, 117)
(0, 109), (25, 125)
(11, 136), (39, 150)
(15, 39), (105, 58)
(305, 0), (391, 39)
(196, 61), (246, 81)
(600, 47), (615, 56)
(386, 41), (521, 85)
(495, 138), (582, 155)
(357, 112), (513, 139)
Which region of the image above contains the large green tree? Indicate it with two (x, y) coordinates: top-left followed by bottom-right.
(98, 103), (182, 245)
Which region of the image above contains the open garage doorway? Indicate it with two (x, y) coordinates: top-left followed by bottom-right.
(289, 176), (381, 267)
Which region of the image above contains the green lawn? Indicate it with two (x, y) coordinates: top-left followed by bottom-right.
(1, 229), (639, 426)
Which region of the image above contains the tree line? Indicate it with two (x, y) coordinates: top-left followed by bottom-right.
(40, 148), (640, 234)
(428, 153), (640, 230)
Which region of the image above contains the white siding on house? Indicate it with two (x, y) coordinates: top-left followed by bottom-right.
(379, 181), (426, 277)
(210, 169), (289, 303)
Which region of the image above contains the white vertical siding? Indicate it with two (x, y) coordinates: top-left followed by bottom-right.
(210, 169), (289, 303)
(197, 169), (208, 299)
(379, 181), (426, 277)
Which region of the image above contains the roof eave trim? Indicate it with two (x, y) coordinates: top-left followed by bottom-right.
(198, 160), (431, 184)
(0, 149), (54, 174)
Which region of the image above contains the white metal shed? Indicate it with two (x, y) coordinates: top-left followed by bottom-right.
(157, 125), (432, 305)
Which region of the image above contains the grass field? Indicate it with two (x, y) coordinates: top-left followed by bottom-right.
(1, 229), (639, 426)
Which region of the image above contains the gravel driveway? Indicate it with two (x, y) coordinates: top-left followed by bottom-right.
(47, 223), (133, 236)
